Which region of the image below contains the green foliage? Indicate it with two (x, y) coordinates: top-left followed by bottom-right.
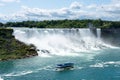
(1, 19), (120, 28)
(0, 22), (3, 27)
(101, 22), (112, 28)
(0, 28), (37, 61)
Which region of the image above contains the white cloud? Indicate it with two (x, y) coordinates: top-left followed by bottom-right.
(102, 2), (120, 14)
(0, 0), (20, 3)
(70, 1), (82, 9)
(0, 1), (120, 22)
(87, 4), (98, 9)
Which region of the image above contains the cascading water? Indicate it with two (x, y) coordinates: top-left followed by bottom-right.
(13, 28), (113, 57)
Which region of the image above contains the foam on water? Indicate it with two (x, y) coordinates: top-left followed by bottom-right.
(4, 71), (33, 77)
(13, 28), (114, 57)
(90, 61), (120, 68)
(0, 77), (3, 80)
(3, 65), (56, 77)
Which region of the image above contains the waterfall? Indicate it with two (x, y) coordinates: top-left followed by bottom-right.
(97, 29), (101, 39)
(12, 28), (112, 57)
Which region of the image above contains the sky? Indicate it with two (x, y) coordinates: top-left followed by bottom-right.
(0, 0), (120, 22)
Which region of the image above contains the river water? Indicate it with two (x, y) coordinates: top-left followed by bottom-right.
(0, 28), (120, 80)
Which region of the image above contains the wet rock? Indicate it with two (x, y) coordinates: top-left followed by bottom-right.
(40, 50), (50, 54)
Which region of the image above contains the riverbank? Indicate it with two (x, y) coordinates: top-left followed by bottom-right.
(0, 28), (38, 61)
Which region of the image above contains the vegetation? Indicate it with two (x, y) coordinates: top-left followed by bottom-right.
(0, 19), (120, 28)
(0, 28), (38, 61)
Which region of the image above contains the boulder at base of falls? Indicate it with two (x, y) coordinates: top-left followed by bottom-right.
(0, 28), (38, 61)
(40, 50), (50, 54)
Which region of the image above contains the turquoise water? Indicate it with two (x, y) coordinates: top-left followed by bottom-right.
(0, 48), (120, 80)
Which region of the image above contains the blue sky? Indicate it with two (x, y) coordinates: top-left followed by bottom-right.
(0, 0), (120, 22)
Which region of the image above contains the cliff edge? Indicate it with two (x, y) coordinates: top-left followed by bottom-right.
(0, 28), (38, 61)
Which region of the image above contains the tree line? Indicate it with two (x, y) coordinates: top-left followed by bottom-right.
(0, 19), (120, 28)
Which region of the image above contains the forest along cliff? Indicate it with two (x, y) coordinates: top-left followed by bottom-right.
(0, 28), (38, 61)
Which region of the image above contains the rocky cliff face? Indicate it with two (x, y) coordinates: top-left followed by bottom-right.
(101, 29), (120, 46)
(0, 28), (38, 61)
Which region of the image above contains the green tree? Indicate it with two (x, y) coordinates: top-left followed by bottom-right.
(0, 22), (3, 27)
